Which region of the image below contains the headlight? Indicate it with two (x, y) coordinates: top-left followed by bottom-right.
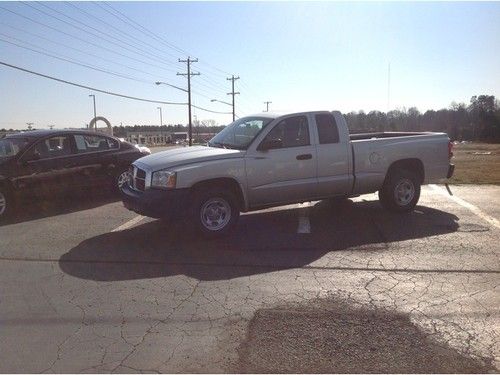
(151, 170), (176, 189)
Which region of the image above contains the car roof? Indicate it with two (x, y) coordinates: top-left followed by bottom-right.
(5, 129), (115, 139)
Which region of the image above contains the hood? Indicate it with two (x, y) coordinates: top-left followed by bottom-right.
(133, 145), (244, 171)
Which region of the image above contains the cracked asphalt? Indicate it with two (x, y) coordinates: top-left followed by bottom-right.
(0, 185), (498, 373)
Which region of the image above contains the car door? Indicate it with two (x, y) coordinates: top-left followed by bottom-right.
(71, 133), (120, 189)
(15, 134), (77, 198)
(245, 114), (318, 207)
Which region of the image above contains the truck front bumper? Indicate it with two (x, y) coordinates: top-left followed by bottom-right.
(121, 184), (189, 219)
(447, 164), (455, 179)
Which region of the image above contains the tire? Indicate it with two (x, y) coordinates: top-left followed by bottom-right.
(190, 187), (240, 237)
(0, 187), (14, 221)
(115, 169), (131, 193)
(378, 169), (421, 213)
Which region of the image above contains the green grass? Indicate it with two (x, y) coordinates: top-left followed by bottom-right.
(449, 143), (500, 185)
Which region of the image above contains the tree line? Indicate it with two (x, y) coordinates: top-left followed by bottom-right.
(345, 95), (500, 142)
(3, 95), (499, 142)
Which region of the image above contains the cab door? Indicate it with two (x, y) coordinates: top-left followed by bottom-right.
(245, 114), (318, 207)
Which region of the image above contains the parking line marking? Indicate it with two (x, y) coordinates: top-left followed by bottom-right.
(111, 215), (145, 232)
(297, 204), (311, 234)
(429, 184), (500, 229)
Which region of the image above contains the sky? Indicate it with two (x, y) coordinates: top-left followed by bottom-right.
(1, 1), (499, 130)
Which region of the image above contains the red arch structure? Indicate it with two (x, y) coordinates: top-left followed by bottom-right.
(89, 116), (113, 136)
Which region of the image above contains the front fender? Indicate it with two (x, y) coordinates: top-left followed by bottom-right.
(174, 159), (249, 210)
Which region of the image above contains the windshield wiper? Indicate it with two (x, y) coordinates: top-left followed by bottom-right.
(209, 141), (241, 150)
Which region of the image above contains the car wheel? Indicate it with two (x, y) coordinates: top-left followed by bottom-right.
(115, 169), (131, 192)
(191, 188), (240, 237)
(0, 188), (13, 221)
(379, 169), (421, 213)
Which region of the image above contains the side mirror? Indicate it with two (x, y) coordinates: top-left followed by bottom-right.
(258, 138), (282, 151)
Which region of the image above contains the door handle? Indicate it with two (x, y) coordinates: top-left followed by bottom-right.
(296, 154), (312, 160)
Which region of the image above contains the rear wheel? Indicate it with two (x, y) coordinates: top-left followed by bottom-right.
(190, 188), (240, 237)
(379, 170), (421, 213)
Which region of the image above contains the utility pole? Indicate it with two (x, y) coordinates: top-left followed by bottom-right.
(227, 75), (240, 122)
(157, 107), (163, 126)
(264, 101), (272, 112)
(177, 57), (199, 146)
(89, 94), (97, 131)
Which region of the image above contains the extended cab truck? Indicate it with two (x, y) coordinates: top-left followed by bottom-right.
(121, 111), (454, 236)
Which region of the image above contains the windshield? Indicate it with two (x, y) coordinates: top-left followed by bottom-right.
(208, 116), (274, 150)
(0, 137), (30, 159)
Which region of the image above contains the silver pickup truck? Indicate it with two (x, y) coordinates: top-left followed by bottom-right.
(122, 111), (454, 236)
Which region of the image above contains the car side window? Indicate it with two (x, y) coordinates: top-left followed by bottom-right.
(25, 135), (74, 160)
(74, 134), (119, 153)
(261, 116), (310, 149)
(316, 113), (339, 144)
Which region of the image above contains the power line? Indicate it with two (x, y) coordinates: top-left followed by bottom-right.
(0, 5), (179, 76)
(0, 60), (187, 106)
(191, 105), (231, 115)
(101, 2), (235, 83)
(21, 2), (181, 72)
(88, 2), (235, 96)
(0, 35), (155, 86)
(60, 2), (183, 69)
(0, 22), (177, 84)
(77, 2), (181, 64)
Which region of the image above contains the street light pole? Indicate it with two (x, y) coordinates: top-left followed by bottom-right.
(157, 107), (163, 126)
(89, 94), (97, 131)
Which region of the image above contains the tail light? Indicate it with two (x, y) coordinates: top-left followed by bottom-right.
(448, 141), (454, 159)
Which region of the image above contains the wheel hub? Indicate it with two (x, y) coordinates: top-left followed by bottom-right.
(200, 198), (231, 231)
(394, 179), (415, 206)
(117, 171), (131, 189)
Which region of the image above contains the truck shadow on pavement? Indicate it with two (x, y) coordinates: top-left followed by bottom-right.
(59, 199), (461, 282)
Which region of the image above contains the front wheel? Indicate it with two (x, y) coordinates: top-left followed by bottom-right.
(190, 188), (240, 237)
(378, 170), (421, 213)
(0, 188), (14, 221)
(115, 169), (131, 192)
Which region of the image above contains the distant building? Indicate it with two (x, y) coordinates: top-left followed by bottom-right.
(125, 130), (188, 145)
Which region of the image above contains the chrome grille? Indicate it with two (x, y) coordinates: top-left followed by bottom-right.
(131, 166), (146, 192)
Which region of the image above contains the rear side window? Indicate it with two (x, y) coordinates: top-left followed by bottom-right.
(316, 114), (339, 144)
(74, 134), (119, 153)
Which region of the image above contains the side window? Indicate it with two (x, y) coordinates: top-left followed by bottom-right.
(74, 135), (119, 153)
(26, 135), (74, 160)
(262, 116), (310, 149)
(316, 114), (339, 144)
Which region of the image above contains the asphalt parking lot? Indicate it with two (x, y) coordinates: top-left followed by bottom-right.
(0, 184), (499, 373)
